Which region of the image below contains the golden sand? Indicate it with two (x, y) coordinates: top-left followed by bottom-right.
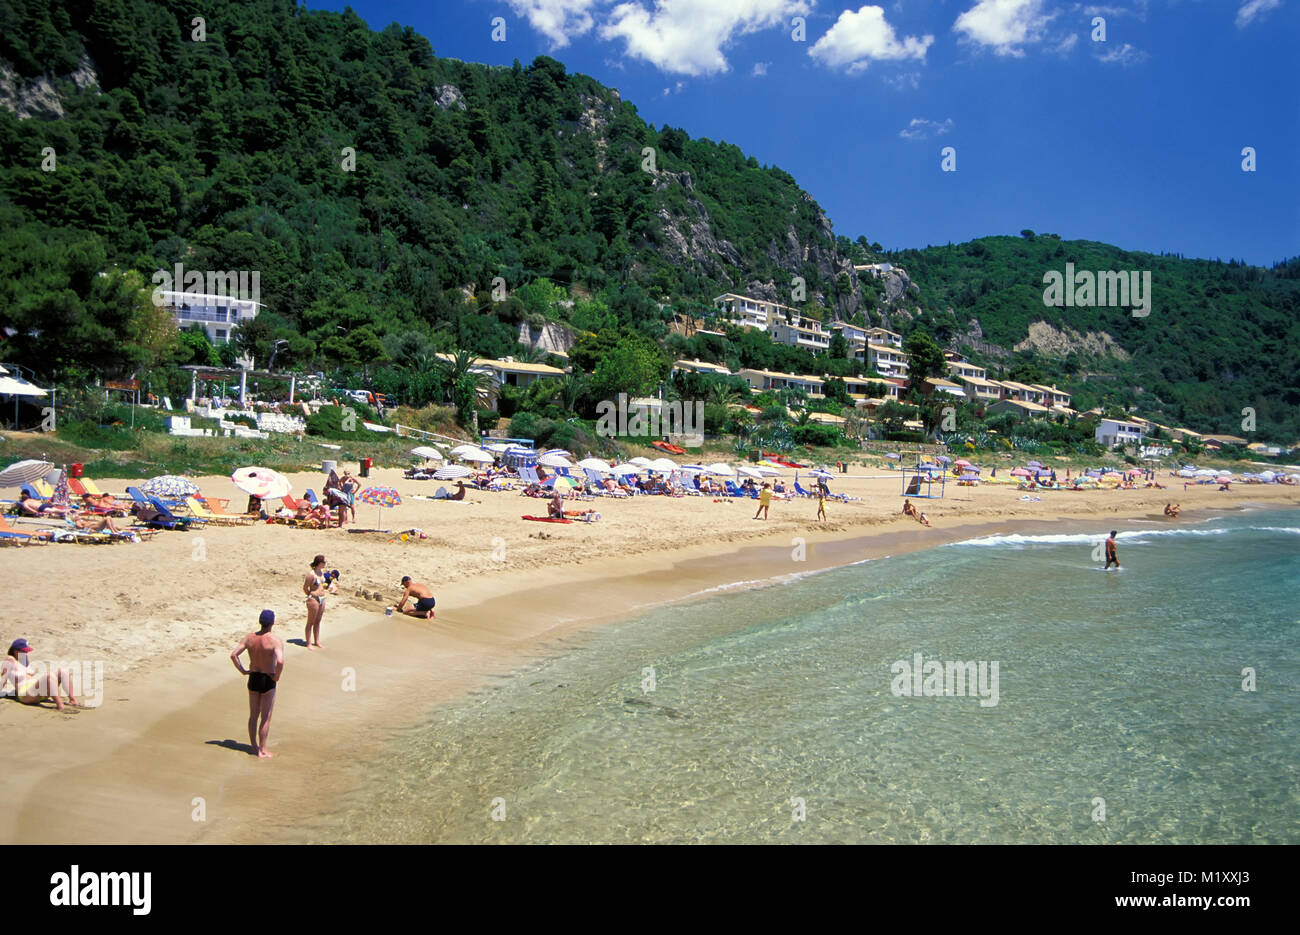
(2, 467), (1295, 842)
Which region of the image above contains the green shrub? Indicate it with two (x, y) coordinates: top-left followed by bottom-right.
(791, 423), (841, 447)
(306, 405), (369, 440)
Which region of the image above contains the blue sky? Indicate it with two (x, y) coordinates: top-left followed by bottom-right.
(315, 1), (1298, 266)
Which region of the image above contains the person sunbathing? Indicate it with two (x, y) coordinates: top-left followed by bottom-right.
(19, 497), (68, 518)
(449, 481), (466, 501)
(547, 492), (564, 519)
(1, 639), (78, 711)
(73, 512), (123, 534)
(902, 499), (916, 517)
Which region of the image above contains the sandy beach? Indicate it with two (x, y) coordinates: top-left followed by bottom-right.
(2, 467), (1297, 843)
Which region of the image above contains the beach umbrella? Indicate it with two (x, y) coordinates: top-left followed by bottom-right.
(357, 485), (402, 528)
(51, 468), (71, 509)
(1177, 468), (1196, 478)
(954, 459), (972, 467)
(539, 453), (575, 469)
(0, 459), (54, 488)
(705, 462), (734, 476)
(935, 455), (952, 463)
(809, 469), (835, 479)
(628, 456), (654, 467)
(649, 457), (677, 472)
(1010, 468), (1032, 477)
(543, 475), (575, 491)
(753, 465), (781, 475)
(1259, 471), (1277, 481)
(433, 465), (472, 480)
(1027, 460), (1043, 468)
(410, 446), (443, 461)
(738, 466), (764, 478)
(577, 457), (612, 472)
(1126, 468), (1144, 476)
(450, 444), (481, 457)
(142, 474), (201, 498)
(232, 467), (292, 501)
(458, 449), (494, 463)
(540, 448), (573, 459)
(610, 463), (641, 476)
(885, 452), (901, 460)
(677, 464), (706, 475)
(483, 443), (511, 453)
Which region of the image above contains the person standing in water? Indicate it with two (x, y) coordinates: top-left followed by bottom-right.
(1104, 531), (1120, 570)
(230, 610), (284, 758)
(303, 554), (335, 650)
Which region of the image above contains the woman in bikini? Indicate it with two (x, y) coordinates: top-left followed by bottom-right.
(303, 554), (335, 650)
(2, 639), (78, 711)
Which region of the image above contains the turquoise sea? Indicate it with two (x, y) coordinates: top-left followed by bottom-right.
(310, 508), (1299, 843)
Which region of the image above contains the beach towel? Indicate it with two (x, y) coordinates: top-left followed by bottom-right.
(325, 469), (350, 507)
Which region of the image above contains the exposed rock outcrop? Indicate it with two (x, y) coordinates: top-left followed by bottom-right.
(0, 55), (99, 119)
(1014, 321), (1130, 360)
(433, 84), (466, 111)
(516, 320), (575, 356)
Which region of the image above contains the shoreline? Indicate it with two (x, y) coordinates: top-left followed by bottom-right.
(2, 475), (1296, 843)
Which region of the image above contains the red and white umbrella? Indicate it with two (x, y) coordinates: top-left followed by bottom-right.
(232, 467), (292, 500)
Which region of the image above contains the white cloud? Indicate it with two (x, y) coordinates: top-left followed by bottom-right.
(1095, 41), (1147, 64)
(809, 5), (934, 71)
(507, 0), (602, 48)
(899, 117), (953, 140)
(1236, 0), (1282, 28)
(752, 61), (769, 76)
(600, 0), (811, 76)
(1052, 32), (1079, 53)
(662, 80), (687, 95)
(1082, 2), (1148, 19)
(953, 0), (1055, 56)
(883, 71), (921, 90)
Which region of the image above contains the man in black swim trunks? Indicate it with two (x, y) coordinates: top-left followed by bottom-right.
(395, 576), (437, 619)
(230, 609), (285, 758)
(1104, 530), (1120, 570)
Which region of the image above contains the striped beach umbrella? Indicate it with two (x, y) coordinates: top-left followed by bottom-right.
(0, 459), (54, 488)
(357, 485), (402, 528)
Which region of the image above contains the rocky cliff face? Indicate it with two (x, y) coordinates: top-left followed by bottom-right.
(0, 55), (99, 119)
(517, 320), (576, 356)
(1014, 321), (1130, 360)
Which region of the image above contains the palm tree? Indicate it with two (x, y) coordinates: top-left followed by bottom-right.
(437, 349), (482, 404)
(560, 373), (585, 412)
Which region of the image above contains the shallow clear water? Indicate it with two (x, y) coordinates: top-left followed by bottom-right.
(312, 508), (1299, 843)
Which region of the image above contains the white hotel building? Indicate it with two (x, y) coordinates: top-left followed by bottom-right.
(158, 291), (262, 345)
(714, 293), (801, 332)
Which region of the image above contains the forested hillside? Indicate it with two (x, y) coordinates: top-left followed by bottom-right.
(888, 236), (1300, 441)
(0, 0), (1295, 444)
(0, 0), (855, 385)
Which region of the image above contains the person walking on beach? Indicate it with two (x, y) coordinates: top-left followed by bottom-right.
(395, 576), (437, 619)
(230, 610), (284, 759)
(816, 489), (826, 522)
(1104, 531), (1120, 570)
(754, 482), (772, 520)
(303, 554), (335, 650)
